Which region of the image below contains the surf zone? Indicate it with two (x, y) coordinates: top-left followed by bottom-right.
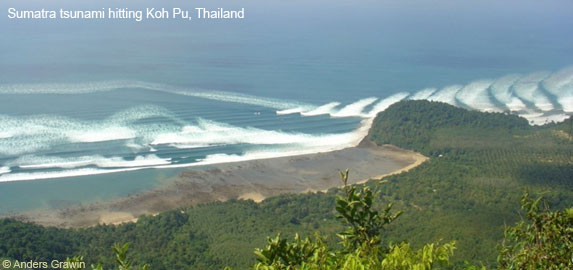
(195, 8), (245, 19)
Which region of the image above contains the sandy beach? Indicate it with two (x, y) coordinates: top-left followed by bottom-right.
(10, 141), (426, 228)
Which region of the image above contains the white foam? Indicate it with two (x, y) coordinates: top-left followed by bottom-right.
(126, 142), (145, 151)
(0, 167), (141, 182)
(168, 143), (213, 149)
(1, 68), (572, 183)
(538, 114), (570, 124)
(330, 97), (378, 117)
(67, 127), (136, 143)
(367, 92), (409, 117)
(0, 133), (56, 156)
(428, 85), (462, 105)
(0, 117), (375, 182)
(0, 105), (181, 156)
(403, 68), (572, 124)
(276, 107), (306, 115)
(95, 155), (171, 168)
(182, 90), (311, 111)
(519, 112), (570, 125)
(14, 156), (99, 169)
(151, 119), (338, 146)
(409, 88), (436, 100)
(0, 80), (312, 111)
(558, 96), (573, 113)
(490, 74), (526, 112)
(301, 102), (341, 116)
(0, 81), (131, 95)
(0, 167), (10, 175)
(158, 118), (374, 169)
(0, 131), (14, 139)
(505, 98), (529, 112)
(108, 104), (181, 124)
(541, 67), (573, 112)
(456, 80), (500, 112)
(195, 149), (315, 166)
(12, 154), (170, 170)
(512, 72), (554, 111)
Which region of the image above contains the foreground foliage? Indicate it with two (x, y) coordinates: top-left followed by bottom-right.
(252, 170), (455, 270)
(63, 177), (571, 270)
(498, 192), (573, 270)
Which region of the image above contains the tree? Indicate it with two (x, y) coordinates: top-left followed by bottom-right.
(253, 170), (456, 270)
(498, 192), (573, 270)
(65, 243), (148, 270)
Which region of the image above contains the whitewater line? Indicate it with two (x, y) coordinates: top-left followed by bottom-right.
(0, 80), (314, 111)
(0, 118), (375, 182)
(1, 67), (573, 182)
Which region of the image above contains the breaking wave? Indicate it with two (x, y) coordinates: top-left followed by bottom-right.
(330, 97), (378, 117)
(409, 88), (437, 100)
(0, 67), (572, 182)
(153, 118), (374, 169)
(301, 102), (341, 116)
(10, 154), (170, 169)
(541, 67), (573, 112)
(456, 80), (499, 112)
(367, 93), (410, 117)
(0, 105), (181, 156)
(0, 81), (312, 111)
(2, 66), (571, 123)
(0, 168), (141, 182)
(309, 66), (573, 124)
(0, 117), (373, 182)
(276, 107), (307, 115)
(151, 119), (333, 146)
(428, 85), (462, 105)
(512, 72), (555, 111)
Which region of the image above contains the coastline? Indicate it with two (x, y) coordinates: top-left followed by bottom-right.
(8, 142), (427, 228)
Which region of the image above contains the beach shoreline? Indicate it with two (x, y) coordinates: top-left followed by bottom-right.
(7, 141), (427, 228)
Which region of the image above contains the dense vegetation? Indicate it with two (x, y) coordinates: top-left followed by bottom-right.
(0, 100), (571, 269)
(4, 176), (569, 270)
(236, 170), (456, 270)
(498, 192), (573, 270)
(369, 100), (530, 156)
(251, 183), (572, 270)
(0, 193), (342, 269)
(368, 101), (572, 266)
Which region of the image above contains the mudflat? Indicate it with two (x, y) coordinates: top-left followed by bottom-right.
(11, 142), (426, 228)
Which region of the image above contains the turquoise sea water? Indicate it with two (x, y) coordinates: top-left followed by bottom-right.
(0, 0), (572, 214)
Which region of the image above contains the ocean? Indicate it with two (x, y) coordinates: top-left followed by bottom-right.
(0, 0), (572, 214)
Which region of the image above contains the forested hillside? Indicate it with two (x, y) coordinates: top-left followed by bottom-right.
(369, 100), (530, 156)
(0, 100), (571, 269)
(368, 100), (572, 265)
